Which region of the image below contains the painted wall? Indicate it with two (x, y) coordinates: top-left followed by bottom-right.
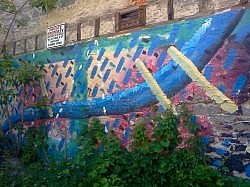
(1, 6), (250, 178)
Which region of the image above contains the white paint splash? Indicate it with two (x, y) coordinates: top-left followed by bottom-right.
(104, 125), (109, 133)
(103, 107), (107, 115)
(94, 40), (99, 46)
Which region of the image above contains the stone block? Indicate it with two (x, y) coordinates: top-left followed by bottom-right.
(81, 20), (95, 40)
(211, 0), (242, 10)
(207, 104), (222, 115)
(66, 24), (77, 44)
(146, 1), (168, 25)
(99, 14), (115, 36)
(15, 40), (25, 54)
(26, 36), (36, 52)
(193, 103), (207, 115)
(173, 0), (199, 19)
(5, 42), (14, 55)
(37, 33), (46, 50)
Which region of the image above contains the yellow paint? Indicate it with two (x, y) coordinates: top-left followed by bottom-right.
(167, 46), (238, 113)
(135, 59), (172, 110)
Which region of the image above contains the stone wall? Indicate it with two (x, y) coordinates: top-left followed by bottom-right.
(2, 0), (249, 55)
(1, 0), (250, 179)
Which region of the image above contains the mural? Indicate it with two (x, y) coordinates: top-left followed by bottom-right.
(1, 7), (250, 177)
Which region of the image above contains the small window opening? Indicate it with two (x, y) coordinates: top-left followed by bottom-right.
(116, 5), (146, 32)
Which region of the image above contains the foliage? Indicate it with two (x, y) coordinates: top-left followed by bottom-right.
(0, 58), (46, 156)
(0, 0), (57, 55)
(1, 105), (250, 186)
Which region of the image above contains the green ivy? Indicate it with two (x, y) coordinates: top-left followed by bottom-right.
(1, 105), (250, 186)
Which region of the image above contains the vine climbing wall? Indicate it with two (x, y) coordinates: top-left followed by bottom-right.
(1, 6), (250, 178)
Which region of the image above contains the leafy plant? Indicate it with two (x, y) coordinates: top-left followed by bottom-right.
(1, 104), (250, 186)
(0, 0), (57, 56)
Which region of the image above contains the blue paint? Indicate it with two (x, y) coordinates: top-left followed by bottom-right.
(18, 86), (23, 95)
(26, 87), (32, 100)
(235, 12), (250, 42)
(61, 83), (67, 95)
(212, 159), (221, 168)
(90, 65), (98, 79)
(132, 44), (144, 61)
(112, 118), (120, 128)
(55, 74), (62, 88)
(51, 93), (55, 101)
(116, 57), (125, 73)
(58, 138), (65, 151)
(65, 66), (72, 78)
(157, 51), (167, 68)
(97, 48), (106, 61)
(146, 111), (151, 117)
(3, 10), (245, 130)
(129, 32), (140, 49)
(63, 59), (69, 68)
(71, 85), (77, 97)
(203, 65), (213, 80)
(123, 69), (132, 85)
(175, 40), (185, 49)
(114, 43), (123, 58)
(107, 80), (116, 93)
(215, 148), (227, 156)
(49, 143), (56, 154)
(246, 164), (250, 177)
(46, 81), (50, 91)
(232, 75), (247, 95)
(80, 81), (87, 94)
(218, 85), (226, 93)
(85, 56), (93, 70)
(46, 124), (51, 134)
(168, 23), (180, 44)
(122, 127), (130, 142)
(222, 139), (231, 147)
(190, 115), (197, 124)
(92, 86), (98, 98)
(105, 121), (110, 129)
(74, 70), (81, 80)
(180, 89), (186, 100)
(17, 101), (22, 110)
(223, 49), (237, 69)
(129, 113), (136, 121)
(148, 36), (160, 56)
(100, 58), (109, 71)
(51, 65), (58, 77)
(136, 72), (142, 78)
(87, 42), (95, 53)
(103, 69), (111, 83)
(202, 136), (211, 145)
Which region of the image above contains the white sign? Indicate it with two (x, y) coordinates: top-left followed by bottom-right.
(47, 23), (65, 49)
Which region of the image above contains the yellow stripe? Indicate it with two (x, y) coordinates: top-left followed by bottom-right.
(167, 46), (238, 114)
(135, 59), (172, 110)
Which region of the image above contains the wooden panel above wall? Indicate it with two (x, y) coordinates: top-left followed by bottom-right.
(116, 5), (146, 32)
